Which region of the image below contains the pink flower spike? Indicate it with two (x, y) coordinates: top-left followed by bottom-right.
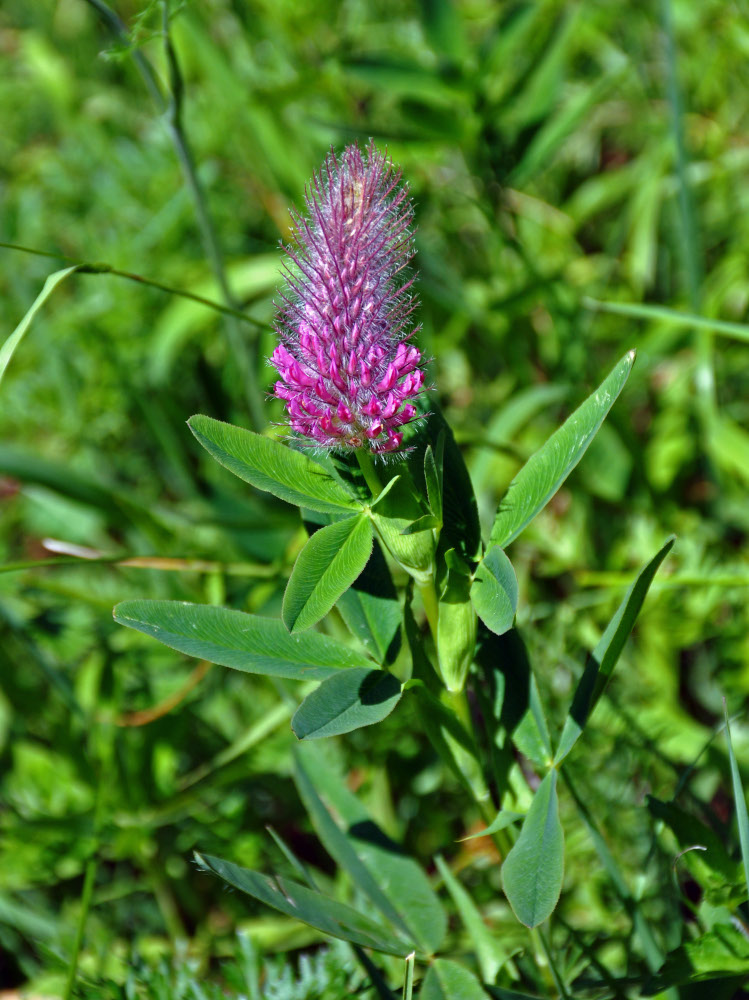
(270, 141), (426, 455)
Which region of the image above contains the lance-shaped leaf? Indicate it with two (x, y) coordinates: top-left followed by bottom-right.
(196, 853), (413, 957)
(291, 667), (402, 740)
(295, 743), (447, 956)
(114, 600), (370, 680)
(293, 755), (416, 947)
(555, 536), (674, 764)
(283, 514), (374, 632)
(188, 414), (361, 514)
(501, 770), (564, 927)
(490, 351), (635, 548)
(470, 547), (518, 636)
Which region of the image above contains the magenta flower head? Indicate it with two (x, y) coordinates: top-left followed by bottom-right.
(271, 141), (426, 455)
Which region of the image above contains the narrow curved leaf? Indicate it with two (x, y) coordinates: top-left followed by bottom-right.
(490, 351), (635, 548)
(421, 959), (489, 1000)
(196, 853), (412, 957)
(293, 756), (415, 945)
(725, 704), (749, 904)
(1, 267), (79, 388)
(470, 547), (518, 635)
(501, 770), (564, 927)
(555, 535), (674, 764)
(291, 668), (402, 740)
(114, 599), (370, 680)
(283, 515), (373, 632)
(459, 810), (524, 841)
(295, 742), (447, 955)
(188, 414), (361, 514)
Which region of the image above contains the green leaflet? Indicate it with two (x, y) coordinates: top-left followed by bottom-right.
(291, 668), (402, 740)
(490, 351), (635, 548)
(188, 414), (362, 514)
(113, 599), (371, 680)
(196, 853), (412, 957)
(470, 547), (518, 636)
(282, 514), (374, 632)
(501, 770), (564, 927)
(295, 743), (447, 956)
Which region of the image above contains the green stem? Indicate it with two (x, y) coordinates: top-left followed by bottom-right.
(160, 2), (264, 429)
(418, 580), (440, 638)
(83, 0), (265, 428)
(0, 241), (270, 328)
(355, 448), (383, 498)
(62, 855), (98, 1000)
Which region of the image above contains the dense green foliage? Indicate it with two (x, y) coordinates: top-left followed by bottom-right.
(2, 1), (749, 996)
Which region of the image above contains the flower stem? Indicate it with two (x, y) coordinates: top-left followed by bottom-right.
(418, 580), (440, 638)
(355, 448), (383, 498)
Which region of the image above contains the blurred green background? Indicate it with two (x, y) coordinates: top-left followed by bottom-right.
(1, 0), (748, 995)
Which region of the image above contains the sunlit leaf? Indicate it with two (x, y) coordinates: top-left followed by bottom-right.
(283, 514), (373, 632)
(188, 414), (361, 514)
(114, 600), (370, 680)
(490, 351), (635, 548)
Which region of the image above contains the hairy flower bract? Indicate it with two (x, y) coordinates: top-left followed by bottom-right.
(271, 141), (425, 454)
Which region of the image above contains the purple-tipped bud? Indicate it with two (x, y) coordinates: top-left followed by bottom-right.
(271, 141), (425, 454)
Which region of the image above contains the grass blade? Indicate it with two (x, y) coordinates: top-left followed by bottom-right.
(1, 266), (79, 387)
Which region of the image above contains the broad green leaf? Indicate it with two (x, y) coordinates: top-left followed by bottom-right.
(296, 742), (447, 955)
(196, 853), (412, 957)
(293, 755), (416, 945)
(336, 540), (401, 664)
(643, 924), (749, 992)
(1, 266), (79, 388)
(555, 536), (674, 764)
(291, 668), (402, 740)
(501, 770), (564, 927)
(470, 547), (518, 636)
(489, 351), (635, 548)
(725, 705), (749, 904)
(188, 414), (361, 514)
(421, 959), (489, 1000)
(283, 514), (374, 633)
(114, 600), (370, 680)
(435, 856), (512, 983)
